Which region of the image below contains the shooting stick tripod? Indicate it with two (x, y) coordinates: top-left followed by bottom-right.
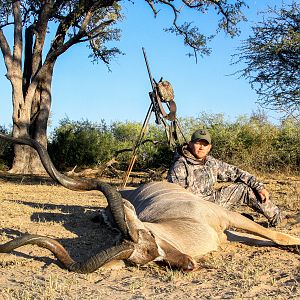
(121, 101), (186, 188)
(121, 48), (186, 187)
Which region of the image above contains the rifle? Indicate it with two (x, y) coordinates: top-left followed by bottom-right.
(142, 47), (162, 125)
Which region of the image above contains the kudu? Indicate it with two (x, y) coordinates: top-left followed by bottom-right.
(0, 133), (299, 273)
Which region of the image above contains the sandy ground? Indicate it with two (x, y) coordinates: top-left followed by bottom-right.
(0, 172), (299, 300)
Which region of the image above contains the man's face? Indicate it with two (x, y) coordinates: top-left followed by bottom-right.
(188, 139), (212, 159)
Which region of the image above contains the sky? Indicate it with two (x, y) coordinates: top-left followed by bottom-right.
(0, 0), (289, 133)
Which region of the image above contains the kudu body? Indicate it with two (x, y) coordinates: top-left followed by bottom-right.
(0, 133), (299, 273)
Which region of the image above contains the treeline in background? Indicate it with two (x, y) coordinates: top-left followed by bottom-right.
(1, 112), (299, 174)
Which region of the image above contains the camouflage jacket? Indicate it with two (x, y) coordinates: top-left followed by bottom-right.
(167, 144), (265, 198)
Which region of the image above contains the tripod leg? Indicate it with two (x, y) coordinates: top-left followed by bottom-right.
(122, 105), (153, 187)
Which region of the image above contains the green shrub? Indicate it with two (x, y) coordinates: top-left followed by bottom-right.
(48, 119), (174, 171)
(0, 126), (13, 170)
(49, 118), (116, 169)
(2, 112), (300, 174)
(111, 121), (173, 170)
(178, 112), (300, 174)
(272, 118), (300, 172)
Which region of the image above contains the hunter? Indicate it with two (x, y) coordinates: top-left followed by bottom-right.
(167, 129), (283, 226)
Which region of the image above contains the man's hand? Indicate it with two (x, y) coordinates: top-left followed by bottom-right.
(259, 189), (270, 203)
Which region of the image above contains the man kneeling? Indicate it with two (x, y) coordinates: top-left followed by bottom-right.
(167, 129), (283, 227)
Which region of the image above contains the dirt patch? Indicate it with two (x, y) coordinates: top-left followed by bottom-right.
(0, 173), (299, 299)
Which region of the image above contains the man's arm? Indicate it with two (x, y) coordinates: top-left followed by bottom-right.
(258, 188), (269, 202)
(167, 160), (188, 189)
(215, 159), (265, 193)
(235, 168), (270, 203)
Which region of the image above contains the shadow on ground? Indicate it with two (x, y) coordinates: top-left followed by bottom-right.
(0, 183), (122, 270)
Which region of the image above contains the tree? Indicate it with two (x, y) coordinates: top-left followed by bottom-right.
(0, 0), (122, 173)
(235, 1), (300, 119)
(0, 0), (246, 174)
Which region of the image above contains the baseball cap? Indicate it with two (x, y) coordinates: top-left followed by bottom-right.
(190, 129), (211, 144)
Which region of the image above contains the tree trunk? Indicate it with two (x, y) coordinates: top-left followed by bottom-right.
(10, 144), (46, 174)
(10, 64), (54, 175)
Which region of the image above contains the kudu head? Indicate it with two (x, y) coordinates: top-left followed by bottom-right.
(0, 133), (160, 272)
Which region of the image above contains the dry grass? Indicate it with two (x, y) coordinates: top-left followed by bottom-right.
(0, 172), (299, 300)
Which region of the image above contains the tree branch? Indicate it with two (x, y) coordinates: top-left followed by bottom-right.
(12, 0), (22, 69)
(0, 29), (13, 74)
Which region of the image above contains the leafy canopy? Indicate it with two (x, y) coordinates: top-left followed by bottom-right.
(235, 1), (300, 119)
(0, 0), (123, 66)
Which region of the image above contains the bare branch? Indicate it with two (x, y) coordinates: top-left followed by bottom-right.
(12, 0), (22, 68)
(0, 29), (13, 72)
(145, 0), (158, 16)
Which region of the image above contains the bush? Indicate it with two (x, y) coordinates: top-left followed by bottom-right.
(48, 119), (174, 171)
(0, 126), (13, 170)
(178, 112), (300, 174)
(111, 121), (173, 170)
(272, 118), (300, 172)
(49, 118), (116, 169)
(2, 112), (300, 174)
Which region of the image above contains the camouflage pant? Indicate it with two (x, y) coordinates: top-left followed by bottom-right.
(206, 183), (282, 224)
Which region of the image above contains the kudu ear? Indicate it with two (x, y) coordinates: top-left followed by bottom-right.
(123, 200), (146, 243)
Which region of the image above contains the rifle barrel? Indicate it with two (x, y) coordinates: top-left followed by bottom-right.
(142, 47), (161, 124)
(142, 47), (155, 90)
